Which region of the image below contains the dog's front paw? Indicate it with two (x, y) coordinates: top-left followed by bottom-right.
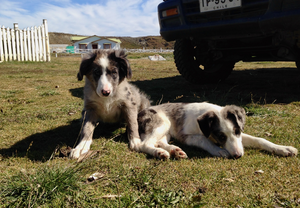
(69, 148), (88, 159)
(171, 148), (188, 159)
(129, 137), (142, 152)
(275, 146), (298, 157)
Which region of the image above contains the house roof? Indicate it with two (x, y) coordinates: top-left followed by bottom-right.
(73, 35), (121, 44)
(73, 35), (102, 43)
(108, 38), (121, 43)
(71, 36), (88, 41)
(90, 39), (103, 44)
(91, 38), (122, 44)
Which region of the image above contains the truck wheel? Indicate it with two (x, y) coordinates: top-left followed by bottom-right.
(174, 38), (235, 84)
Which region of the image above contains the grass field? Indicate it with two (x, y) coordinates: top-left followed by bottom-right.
(0, 53), (300, 207)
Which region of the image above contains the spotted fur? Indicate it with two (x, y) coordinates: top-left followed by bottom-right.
(70, 49), (150, 159)
(137, 102), (298, 159)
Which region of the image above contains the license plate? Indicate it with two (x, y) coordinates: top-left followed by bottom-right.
(199, 0), (241, 13)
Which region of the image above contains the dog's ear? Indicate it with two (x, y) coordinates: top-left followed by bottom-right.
(77, 52), (97, 81)
(197, 111), (220, 138)
(223, 105), (246, 132)
(114, 49), (132, 81)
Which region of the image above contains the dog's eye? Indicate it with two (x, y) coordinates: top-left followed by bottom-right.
(110, 69), (118, 79)
(219, 135), (226, 141)
(217, 133), (227, 142)
(93, 68), (101, 76)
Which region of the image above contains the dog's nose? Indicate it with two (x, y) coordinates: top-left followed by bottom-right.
(233, 154), (242, 159)
(101, 90), (110, 96)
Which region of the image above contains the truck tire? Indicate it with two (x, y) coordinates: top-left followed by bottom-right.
(174, 38), (235, 84)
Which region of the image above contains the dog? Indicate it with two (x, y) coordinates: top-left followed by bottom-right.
(137, 102), (298, 159)
(69, 49), (150, 159)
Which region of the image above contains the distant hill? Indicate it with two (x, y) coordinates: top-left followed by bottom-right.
(49, 32), (175, 49)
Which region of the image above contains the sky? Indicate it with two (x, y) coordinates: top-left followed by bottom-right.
(0, 0), (163, 37)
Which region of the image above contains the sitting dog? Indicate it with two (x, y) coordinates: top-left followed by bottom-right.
(137, 102), (298, 159)
(70, 49), (150, 159)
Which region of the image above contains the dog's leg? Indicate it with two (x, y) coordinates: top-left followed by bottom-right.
(126, 109), (142, 152)
(126, 107), (142, 152)
(139, 123), (172, 159)
(184, 134), (231, 158)
(242, 133), (298, 156)
(157, 137), (188, 159)
(70, 111), (98, 159)
(141, 141), (171, 159)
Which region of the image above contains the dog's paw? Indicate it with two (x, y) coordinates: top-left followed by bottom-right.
(171, 148), (188, 159)
(129, 137), (142, 152)
(217, 149), (231, 158)
(274, 146), (298, 157)
(69, 148), (88, 159)
(155, 150), (170, 160)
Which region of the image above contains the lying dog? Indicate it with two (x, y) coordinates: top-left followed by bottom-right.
(70, 49), (150, 159)
(137, 102), (298, 159)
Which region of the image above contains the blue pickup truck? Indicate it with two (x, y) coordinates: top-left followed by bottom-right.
(158, 0), (300, 84)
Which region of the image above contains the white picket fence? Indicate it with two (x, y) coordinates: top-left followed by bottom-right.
(0, 19), (51, 62)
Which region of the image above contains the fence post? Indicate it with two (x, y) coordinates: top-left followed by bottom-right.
(3, 27), (8, 61)
(27, 28), (32, 61)
(14, 23), (21, 61)
(19, 29), (24, 61)
(43, 19), (51, 62)
(0, 26), (3, 62)
(33, 26), (39, 61)
(30, 27), (36, 61)
(37, 26), (43, 61)
(23, 28), (28, 61)
(7, 27), (13, 61)
(41, 26), (46, 61)
(11, 29), (17, 60)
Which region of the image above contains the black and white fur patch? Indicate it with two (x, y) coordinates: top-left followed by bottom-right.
(70, 49), (150, 159)
(137, 102), (298, 159)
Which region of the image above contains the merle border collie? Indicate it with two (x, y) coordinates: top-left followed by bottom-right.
(70, 49), (150, 159)
(137, 102), (298, 159)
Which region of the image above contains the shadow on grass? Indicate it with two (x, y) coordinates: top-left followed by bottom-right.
(0, 120), (127, 161)
(69, 67), (300, 105)
(133, 67), (300, 105)
(1, 67), (300, 161)
(0, 120), (81, 161)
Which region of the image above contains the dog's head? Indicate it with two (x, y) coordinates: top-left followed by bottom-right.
(197, 105), (246, 159)
(77, 49), (132, 97)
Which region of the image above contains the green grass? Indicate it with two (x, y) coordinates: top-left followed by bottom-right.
(0, 55), (300, 207)
(0, 164), (83, 207)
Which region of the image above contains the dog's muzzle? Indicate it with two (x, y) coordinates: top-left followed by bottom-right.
(101, 89), (110, 96)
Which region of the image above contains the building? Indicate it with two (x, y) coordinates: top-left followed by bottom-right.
(73, 36), (121, 51)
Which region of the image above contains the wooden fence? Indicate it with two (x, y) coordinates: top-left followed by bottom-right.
(0, 19), (51, 62)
